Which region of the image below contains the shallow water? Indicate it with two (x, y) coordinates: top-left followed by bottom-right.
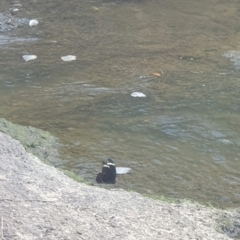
(1, 0), (240, 208)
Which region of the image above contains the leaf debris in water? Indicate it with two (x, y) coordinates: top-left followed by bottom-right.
(151, 72), (161, 77)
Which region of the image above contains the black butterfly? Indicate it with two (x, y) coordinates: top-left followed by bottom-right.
(96, 158), (116, 184)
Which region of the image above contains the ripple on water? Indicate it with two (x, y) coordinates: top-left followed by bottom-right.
(0, 36), (38, 46)
(212, 154), (226, 164)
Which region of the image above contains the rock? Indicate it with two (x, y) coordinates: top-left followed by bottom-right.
(22, 55), (37, 62)
(222, 51), (240, 69)
(0, 118), (59, 164)
(61, 55), (76, 62)
(92, 6), (100, 11)
(131, 92), (146, 97)
(9, 8), (19, 13)
(29, 19), (39, 27)
(116, 167), (131, 174)
(0, 129), (235, 240)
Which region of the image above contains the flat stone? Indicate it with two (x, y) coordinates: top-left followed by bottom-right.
(61, 55), (76, 62)
(22, 55), (37, 62)
(116, 167), (131, 174)
(131, 92), (146, 97)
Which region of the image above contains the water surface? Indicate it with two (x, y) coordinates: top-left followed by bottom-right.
(0, 0), (240, 207)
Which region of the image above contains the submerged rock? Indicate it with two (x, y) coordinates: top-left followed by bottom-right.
(9, 8), (19, 13)
(222, 51), (240, 69)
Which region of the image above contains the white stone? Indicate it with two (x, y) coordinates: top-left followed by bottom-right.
(131, 92), (146, 98)
(9, 8), (19, 12)
(22, 55), (37, 62)
(116, 167), (131, 175)
(29, 19), (39, 27)
(61, 55), (76, 62)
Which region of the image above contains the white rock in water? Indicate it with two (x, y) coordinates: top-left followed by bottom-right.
(29, 19), (39, 27)
(9, 8), (19, 12)
(61, 55), (76, 62)
(116, 167), (131, 175)
(131, 92), (146, 97)
(22, 55), (37, 62)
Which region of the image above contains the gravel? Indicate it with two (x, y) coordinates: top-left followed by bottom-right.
(0, 132), (239, 240)
(1, 131), (240, 239)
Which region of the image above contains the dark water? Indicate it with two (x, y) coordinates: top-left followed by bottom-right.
(1, 0), (240, 208)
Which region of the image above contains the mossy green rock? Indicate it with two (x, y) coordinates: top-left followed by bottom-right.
(0, 118), (59, 164)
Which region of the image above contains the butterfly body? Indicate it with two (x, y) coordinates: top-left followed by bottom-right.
(96, 159), (116, 184)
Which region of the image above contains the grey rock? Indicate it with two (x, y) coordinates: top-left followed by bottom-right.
(0, 129), (238, 239)
(222, 51), (240, 69)
(0, 118), (59, 164)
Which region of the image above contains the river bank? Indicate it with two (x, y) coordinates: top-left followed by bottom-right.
(0, 119), (239, 239)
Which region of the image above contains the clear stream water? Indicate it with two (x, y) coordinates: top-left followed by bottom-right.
(1, 0), (240, 208)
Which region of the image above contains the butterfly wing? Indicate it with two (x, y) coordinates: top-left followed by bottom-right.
(107, 158), (116, 183)
(96, 172), (103, 183)
(96, 159), (116, 184)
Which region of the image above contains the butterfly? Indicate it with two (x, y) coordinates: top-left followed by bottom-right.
(96, 158), (116, 184)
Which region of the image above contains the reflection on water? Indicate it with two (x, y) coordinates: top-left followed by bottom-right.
(0, 0), (240, 208)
